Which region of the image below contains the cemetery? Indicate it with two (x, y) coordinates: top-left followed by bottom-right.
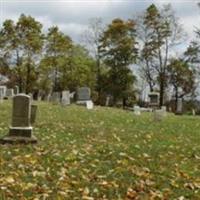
(0, 92), (200, 199)
(1, 1), (200, 199)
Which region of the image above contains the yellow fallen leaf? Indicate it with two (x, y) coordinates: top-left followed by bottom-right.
(5, 176), (15, 183)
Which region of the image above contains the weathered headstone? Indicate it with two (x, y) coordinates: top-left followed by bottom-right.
(86, 100), (94, 110)
(31, 104), (37, 124)
(0, 94), (37, 144)
(105, 96), (110, 106)
(153, 109), (165, 122)
(133, 105), (141, 115)
(51, 92), (61, 104)
(77, 87), (91, 102)
(176, 98), (183, 115)
(0, 86), (6, 99)
(149, 92), (160, 108)
(61, 90), (70, 106)
(6, 88), (14, 98)
(14, 85), (19, 95)
(161, 106), (167, 117)
(28, 93), (33, 101)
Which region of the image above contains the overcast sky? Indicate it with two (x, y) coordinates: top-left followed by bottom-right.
(1, 0), (200, 46)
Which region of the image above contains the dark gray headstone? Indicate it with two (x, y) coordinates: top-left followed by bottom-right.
(77, 87), (91, 101)
(0, 94), (37, 144)
(148, 92), (159, 107)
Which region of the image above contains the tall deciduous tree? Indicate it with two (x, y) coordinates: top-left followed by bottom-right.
(0, 14), (43, 93)
(168, 58), (196, 108)
(43, 26), (72, 92)
(136, 4), (184, 106)
(82, 18), (104, 103)
(100, 18), (138, 106)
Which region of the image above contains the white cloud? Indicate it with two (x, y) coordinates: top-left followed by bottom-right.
(1, 0), (200, 44)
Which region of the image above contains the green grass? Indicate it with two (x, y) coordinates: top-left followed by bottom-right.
(1, 101), (200, 199)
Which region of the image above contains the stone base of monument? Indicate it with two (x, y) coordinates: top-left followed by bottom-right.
(0, 127), (37, 144)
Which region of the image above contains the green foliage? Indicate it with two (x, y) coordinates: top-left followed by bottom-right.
(99, 18), (138, 105)
(168, 58), (196, 99)
(59, 45), (96, 91)
(0, 14), (43, 93)
(42, 26), (72, 92)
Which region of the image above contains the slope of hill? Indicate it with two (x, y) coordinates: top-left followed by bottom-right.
(1, 101), (200, 199)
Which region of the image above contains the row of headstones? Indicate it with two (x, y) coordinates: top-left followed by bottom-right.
(50, 87), (94, 109)
(134, 105), (167, 117)
(133, 103), (185, 122)
(148, 92), (184, 115)
(0, 85), (19, 99)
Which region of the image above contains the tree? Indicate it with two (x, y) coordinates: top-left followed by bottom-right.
(99, 18), (138, 106)
(0, 14), (44, 93)
(43, 26), (72, 92)
(136, 4), (184, 106)
(82, 18), (104, 103)
(59, 45), (96, 92)
(168, 58), (196, 109)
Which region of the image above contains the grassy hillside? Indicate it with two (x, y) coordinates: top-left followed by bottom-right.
(0, 101), (200, 199)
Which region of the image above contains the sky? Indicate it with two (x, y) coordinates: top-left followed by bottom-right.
(0, 0), (200, 46)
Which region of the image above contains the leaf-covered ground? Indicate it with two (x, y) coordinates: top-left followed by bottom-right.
(1, 101), (200, 200)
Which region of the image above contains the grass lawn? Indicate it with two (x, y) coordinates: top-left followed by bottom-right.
(1, 101), (200, 200)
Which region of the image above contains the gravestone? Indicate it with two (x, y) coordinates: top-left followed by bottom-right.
(51, 92), (61, 104)
(14, 85), (19, 95)
(149, 92), (159, 108)
(161, 106), (167, 117)
(0, 94), (37, 144)
(133, 105), (141, 115)
(77, 87), (91, 102)
(6, 88), (14, 98)
(31, 104), (37, 124)
(176, 98), (183, 115)
(61, 90), (70, 106)
(153, 109), (165, 122)
(0, 86), (6, 99)
(86, 100), (94, 110)
(105, 96), (110, 106)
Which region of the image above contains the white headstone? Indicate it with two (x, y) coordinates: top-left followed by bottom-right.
(86, 100), (94, 110)
(133, 105), (141, 115)
(161, 106), (167, 117)
(0, 86), (6, 98)
(61, 90), (70, 106)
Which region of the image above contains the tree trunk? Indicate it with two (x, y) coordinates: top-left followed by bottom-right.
(25, 62), (31, 94)
(96, 56), (101, 104)
(175, 86), (178, 111)
(159, 73), (165, 107)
